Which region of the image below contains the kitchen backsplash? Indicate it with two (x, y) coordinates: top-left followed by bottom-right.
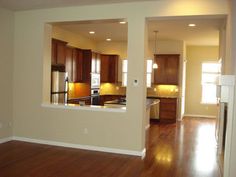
(100, 83), (179, 97)
(100, 82), (126, 95)
(147, 85), (179, 97)
(68, 83), (90, 99)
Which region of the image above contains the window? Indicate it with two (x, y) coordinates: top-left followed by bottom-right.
(122, 60), (128, 86)
(146, 60), (153, 87)
(201, 62), (221, 104)
(122, 59), (153, 87)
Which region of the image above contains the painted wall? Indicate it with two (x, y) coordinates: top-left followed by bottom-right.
(185, 46), (219, 117)
(0, 7), (14, 139)
(12, 0), (228, 153)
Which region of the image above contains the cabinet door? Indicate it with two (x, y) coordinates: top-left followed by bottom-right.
(159, 98), (177, 122)
(51, 38), (67, 65)
(91, 52), (101, 74)
(56, 41), (66, 65)
(82, 50), (92, 83)
(154, 54), (179, 85)
(101, 55), (110, 82)
(65, 47), (73, 82)
(154, 55), (167, 84)
(72, 49), (83, 82)
(166, 55), (179, 85)
(51, 39), (57, 65)
(109, 55), (118, 83)
(101, 55), (118, 83)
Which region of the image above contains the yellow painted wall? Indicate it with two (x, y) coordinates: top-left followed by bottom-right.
(13, 1), (228, 152)
(0, 7), (14, 139)
(185, 46), (219, 117)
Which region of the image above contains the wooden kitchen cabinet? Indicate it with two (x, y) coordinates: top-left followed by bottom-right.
(51, 38), (67, 65)
(91, 52), (101, 73)
(65, 47), (91, 83)
(100, 54), (119, 83)
(159, 98), (177, 123)
(65, 47), (73, 82)
(82, 50), (92, 83)
(154, 54), (179, 85)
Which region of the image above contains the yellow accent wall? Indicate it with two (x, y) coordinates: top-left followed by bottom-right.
(185, 46), (219, 117)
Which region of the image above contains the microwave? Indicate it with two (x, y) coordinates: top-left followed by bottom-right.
(91, 73), (100, 88)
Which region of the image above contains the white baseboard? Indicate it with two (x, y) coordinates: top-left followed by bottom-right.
(0, 137), (12, 144)
(12, 136), (146, 159)
(184, 114), (216, 119)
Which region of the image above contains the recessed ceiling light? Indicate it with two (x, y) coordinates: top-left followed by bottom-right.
(106, 38), (111, 41)
(119, 21), (126, 24)
(188, 23), (196, 27)
(89, 31), (95, 34)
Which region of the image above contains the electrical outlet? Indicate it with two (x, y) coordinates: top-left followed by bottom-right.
(83, 128), (88, 134)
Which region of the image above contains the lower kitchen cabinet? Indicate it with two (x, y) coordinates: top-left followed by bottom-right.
(159, 98), (177, 123)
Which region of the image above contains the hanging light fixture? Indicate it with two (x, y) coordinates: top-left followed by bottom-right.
(153, 30), (158, 69)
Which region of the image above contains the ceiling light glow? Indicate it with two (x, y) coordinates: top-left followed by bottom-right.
(188, 24), (196, 27)
(119, 21), (126, 24)
(89, 31), (95, 34)
(106, 38), (111, 41)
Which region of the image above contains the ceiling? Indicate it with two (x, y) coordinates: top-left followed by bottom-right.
(0, 0), (155, 11)
(148, 16), (225, 45)
(53, 16), (225, 45)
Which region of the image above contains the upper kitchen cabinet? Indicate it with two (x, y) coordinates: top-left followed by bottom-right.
(154, 54), (179, 85)
(65, 47), (91, 83)
(91, 52), (101, 74)
(82, 50), (92, 83)
(51, 38), (67, 65)
(100, 54), (119, 83)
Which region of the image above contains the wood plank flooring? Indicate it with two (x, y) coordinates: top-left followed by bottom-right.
(0, 117), (221, 177)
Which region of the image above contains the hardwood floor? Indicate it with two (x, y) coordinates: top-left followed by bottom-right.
(0, 117), (221, 177)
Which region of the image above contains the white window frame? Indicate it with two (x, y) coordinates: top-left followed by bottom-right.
(122, 59), (153, 87)
(146, 60), (153, 88)
(201, 62), (221, 104)
(122, 59), (128, 87)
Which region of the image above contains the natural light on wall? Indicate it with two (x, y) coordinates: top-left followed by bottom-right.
(122, 59), (153, 87)
(201, 62), (221, 104)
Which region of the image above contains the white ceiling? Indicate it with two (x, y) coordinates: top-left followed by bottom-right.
(54, 16), (225, 45)
(148, 16), (225, 45)
(0, 0), (155, 11)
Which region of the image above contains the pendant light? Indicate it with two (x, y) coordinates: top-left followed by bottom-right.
(153, 30), (158, 69)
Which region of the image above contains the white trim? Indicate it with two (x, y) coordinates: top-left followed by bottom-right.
(0, 137), (12, 144)
(41, 103), (126, 113)
(184, 114), (216, 119)
(12, 136), (145, 158)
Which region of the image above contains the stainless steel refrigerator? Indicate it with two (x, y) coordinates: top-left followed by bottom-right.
(51, 69), (68, 104)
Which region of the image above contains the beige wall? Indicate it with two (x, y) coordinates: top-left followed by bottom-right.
(12, 1), (228, 152)
(0, 7), (14, 139)
(185, 46), (219, 117)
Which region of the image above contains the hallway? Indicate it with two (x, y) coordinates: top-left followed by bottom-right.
(0, 118), (221, 177)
